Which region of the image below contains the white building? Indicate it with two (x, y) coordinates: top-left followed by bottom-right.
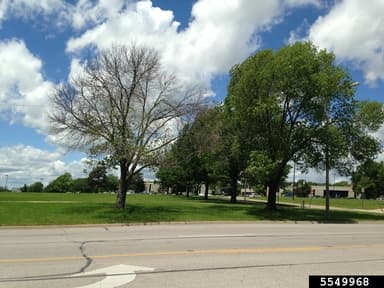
(310, 185), (354, 198)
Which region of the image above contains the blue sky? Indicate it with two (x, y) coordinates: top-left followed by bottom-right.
(0, 0), (383, 188)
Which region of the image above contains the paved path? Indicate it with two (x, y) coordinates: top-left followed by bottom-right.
(1, 223), (384, 287)
(245, 197), (384, 214)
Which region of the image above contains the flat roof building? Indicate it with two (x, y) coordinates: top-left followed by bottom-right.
(310, 185), (354, 198)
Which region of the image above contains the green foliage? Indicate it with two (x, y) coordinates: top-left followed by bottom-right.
(353, 161), (384, 199)
(156, 42), (383, 211)
(21, 184), (28, 192)
(293, 179), (311, 197)
(157, 107), (226, 197)
(87, 163), (108, 192)
(106, 175), (119, 192)
(44, 173), (73, 193)
(29, 182), (44, 192)
(246, 151), (279, 185)
(72, 178), (93, 193)
(225, 41), (381, 210)
(355, 101), (384, 131)
(128, 173), (145, 193)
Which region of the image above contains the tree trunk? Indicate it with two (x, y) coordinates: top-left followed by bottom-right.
(204, 180), (209, 200)
(266, 181), (278, 210)
(115, 159), (128, 209)
(230, 175), (238, 203)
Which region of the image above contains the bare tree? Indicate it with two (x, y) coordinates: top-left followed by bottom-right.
(50, 44), (204, 209)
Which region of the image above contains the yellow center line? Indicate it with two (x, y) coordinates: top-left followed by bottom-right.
(0, 244), (382, 264)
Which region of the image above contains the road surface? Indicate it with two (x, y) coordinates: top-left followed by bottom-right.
(1, 223), (384, 287)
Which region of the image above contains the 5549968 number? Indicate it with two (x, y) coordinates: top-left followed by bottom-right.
(309, 276), (384, 288)
(320, 277), (369, 287)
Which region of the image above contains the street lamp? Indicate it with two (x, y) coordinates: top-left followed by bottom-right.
(4, 174), (8, 191)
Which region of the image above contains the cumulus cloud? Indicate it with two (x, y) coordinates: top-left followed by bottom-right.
(0, 39), (54, 134)
(0, 0), (8, 25)
(0, 145), (88, 188)
(66, 1), (181, 56)
(0, 0), (324, 185)
(0, 0), (70, 29)
(66, 0), (320, 90)
(0, 0), (129, 31)
(71, 0), (130, 30)
(308, 0), (384, 85)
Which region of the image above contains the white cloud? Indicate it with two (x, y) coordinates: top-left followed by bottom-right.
(0, 39), (54, 134)
(71, 0), (129, 30)
(0, 0), (132, 31)
(308, 0), (384, 85)
(0, 0), (325, 186)
(288, 167), (350, 185)
(66, 0), (320, 91)
(0, 0), (70, 29)
(66, 1), (180, 53)
(0, 145), (88, 188)
(0, 0), (9, 25)
(285, 0), (321, 8)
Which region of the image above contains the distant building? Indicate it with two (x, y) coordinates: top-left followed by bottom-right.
(144, 181), (160, 193)
(310, 185), (354, 198)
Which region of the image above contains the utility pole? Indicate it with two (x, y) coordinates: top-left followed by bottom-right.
(4, 174), (8, 191)
(325, 148), (330, 220)
(292, 162), (295, 200)
(325, 81), (359, 220)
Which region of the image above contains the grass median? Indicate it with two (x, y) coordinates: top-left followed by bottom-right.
(0, 192), (383, 226)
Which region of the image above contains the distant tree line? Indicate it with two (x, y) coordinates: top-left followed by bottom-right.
(16, 164), (145, 194)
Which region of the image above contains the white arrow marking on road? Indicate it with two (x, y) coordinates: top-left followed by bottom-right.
(73, 264), (154, 288)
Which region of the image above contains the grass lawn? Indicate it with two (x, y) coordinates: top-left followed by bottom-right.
(274, 196), (384, 210)
(0, 192), (383, 226)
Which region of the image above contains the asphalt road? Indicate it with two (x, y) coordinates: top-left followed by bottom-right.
(1, 223), (384, 288)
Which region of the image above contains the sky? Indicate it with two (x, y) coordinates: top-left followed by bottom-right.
(1, 0), (384, 189)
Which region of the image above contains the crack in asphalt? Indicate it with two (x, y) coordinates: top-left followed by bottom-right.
(0, 239), (103, 283)
(78, 241), (94, 273)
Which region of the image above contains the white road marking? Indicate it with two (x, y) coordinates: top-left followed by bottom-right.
(73, 264), (154, 288)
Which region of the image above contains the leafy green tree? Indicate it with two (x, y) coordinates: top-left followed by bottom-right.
(128, 173), (145, 193)
(293, 179), (310, 197)
(308, 100), (383, 216)
(28, 182), (44, 192)
(21, 184), (28, 192)
(156, 125), (201, 196)
(45, 173), (73, 193)
(88, 163), (108, 192)
(246, 151), (290, 193)
(226, 42), (382, 210)
(216, 104), (250, 203)
(156, 156), (186, 194)
(157, 107), (227, 199)
(188, 108), (228, 199)
(72, 178), (92, 193)
(353, 161), (384, 199)
(105, 175), (119, 192)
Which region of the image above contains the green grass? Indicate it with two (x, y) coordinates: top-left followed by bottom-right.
(0, 192), (383, 226)
(274, 196), (384, 210)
